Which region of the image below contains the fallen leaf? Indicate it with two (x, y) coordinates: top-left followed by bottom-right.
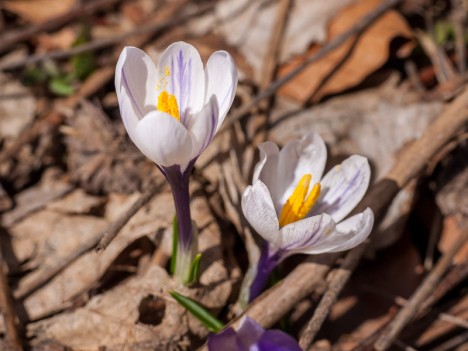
(213, 0), (355, 83)
(3, 0), (77, 24)
(278, 0), (413, 102)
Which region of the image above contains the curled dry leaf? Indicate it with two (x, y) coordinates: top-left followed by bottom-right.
(278, 0), (414, 102)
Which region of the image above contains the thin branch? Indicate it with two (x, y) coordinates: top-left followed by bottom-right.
(96, 182), (163, 251)
(0, 250), (23, 351)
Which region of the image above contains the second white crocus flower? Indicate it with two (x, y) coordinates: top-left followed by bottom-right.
(115, 42), (238, 284)
(241, 133), (374, 301)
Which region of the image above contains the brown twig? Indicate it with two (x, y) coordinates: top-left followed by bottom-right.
(220, 0), (403, 132)
(0, 250), (23, 351)
(451, 0), (467, 74)
(14, 182), (163, 300)
(0, 0), (124, 54)
(0, 2), (214, 71)
(421, 258), (468, 310)
(299, 87), (468, 350)
(374, 217), (468, 350)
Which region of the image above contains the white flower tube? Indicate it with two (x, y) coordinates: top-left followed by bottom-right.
(241, 133), (374, 301)
(115, 42), (238, 284)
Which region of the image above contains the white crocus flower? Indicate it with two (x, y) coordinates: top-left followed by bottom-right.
(115, 42), (238, 284)
(241, 133), (374, 301)
(115, 42), (237, 173)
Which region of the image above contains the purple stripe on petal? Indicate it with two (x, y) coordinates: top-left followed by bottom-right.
(121, 69), (144, 118)
(282, 215), (326, 251)
(170, 50), (193, 126)
(313, 168), (364, 216)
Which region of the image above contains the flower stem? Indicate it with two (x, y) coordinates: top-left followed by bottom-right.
(162, 164), (197, 285)
(249, 244), (282, 302)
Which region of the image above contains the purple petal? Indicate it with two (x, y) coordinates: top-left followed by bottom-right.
(207, 328), (244, 351)
(257, 330), (302, 351)
(237, 316), (265, 346)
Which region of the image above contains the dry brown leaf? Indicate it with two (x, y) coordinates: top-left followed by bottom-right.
(0, 73), (35, 140)
(2, 0), (77, 24)
(210, 0), (355, 83)
(278, 0), (413, 102)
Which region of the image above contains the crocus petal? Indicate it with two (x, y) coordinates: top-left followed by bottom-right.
(257, 330), (303, 351)
(253, 142), (280, 201)
(115, 46), (158, 118)
(156, 42), (205, 124)
(133, 111), (193, 171)
(207, 328), (243, 351)
(301, 208), (374, 254)
(241, 181), (280, 244)
(205, 50), (238, 129)
(276, 133), (327, 210)
(237, 317), (265, 347)
(311, 155), (370, 222)
(279, 213), (335, 254)
(188, 96), (219, 159)
(118, 86), (143, 142)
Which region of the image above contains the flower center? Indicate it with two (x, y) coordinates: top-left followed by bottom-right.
(157, 91), (180, 121)
(278, 174), (321, 227)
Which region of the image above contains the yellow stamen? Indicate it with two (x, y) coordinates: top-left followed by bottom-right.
(278, 174), (321, 227)
(165, 66), (171, 76)
(157, 91), (180, 121)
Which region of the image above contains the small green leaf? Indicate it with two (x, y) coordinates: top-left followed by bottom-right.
(169, 291), (224, 332)
(188, 253), (202, 284)
(170, 216), (179, 274)
(71, 22), (95, 80)
(49, 76), (75, 96)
